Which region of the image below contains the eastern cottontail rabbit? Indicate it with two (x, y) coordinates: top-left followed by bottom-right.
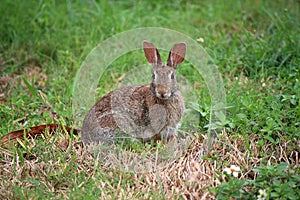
(81, 41), (186, 145)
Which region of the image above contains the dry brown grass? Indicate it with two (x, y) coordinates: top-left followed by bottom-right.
(0, 131), (299, 199)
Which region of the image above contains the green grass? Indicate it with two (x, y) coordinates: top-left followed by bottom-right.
(0, 0), (299, 199)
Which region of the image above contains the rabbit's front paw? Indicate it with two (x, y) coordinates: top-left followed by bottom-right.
(161, 128), (177, 143)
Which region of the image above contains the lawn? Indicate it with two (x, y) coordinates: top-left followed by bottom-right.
(0, 0), (299, 199)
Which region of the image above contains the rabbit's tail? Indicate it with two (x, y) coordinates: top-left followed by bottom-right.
(0, 124), (79, 147)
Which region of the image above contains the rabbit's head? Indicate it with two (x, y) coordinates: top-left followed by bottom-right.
(143, 41), (186, 99)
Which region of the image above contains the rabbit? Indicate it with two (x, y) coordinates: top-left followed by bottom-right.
(81, 41), (186, 145)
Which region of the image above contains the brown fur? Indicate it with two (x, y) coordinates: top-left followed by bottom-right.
(81, 41), (186, 145)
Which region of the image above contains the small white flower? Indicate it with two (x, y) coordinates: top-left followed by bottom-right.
(196, 37), (204, 43)
(257, 189), (267, 200)
(223, 165), (240, 177)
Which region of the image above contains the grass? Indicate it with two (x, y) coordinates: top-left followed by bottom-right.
(0, 0), (299, 199)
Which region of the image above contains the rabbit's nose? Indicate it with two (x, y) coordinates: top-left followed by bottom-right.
(156, 85), (171, 98)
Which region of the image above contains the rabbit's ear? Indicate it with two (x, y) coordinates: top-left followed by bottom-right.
(167, 43), (186, 68)
(143, 41), (162, 65)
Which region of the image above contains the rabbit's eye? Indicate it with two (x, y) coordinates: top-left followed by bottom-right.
(152, 73), (155, 79)
(170, 72), (175, 79)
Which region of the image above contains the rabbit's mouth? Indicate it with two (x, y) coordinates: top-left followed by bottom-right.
(155, 92), (172, 99)
(150, 83), (174, 99)
(154, 90), (174, 100)
(152, 84), (173, 99)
